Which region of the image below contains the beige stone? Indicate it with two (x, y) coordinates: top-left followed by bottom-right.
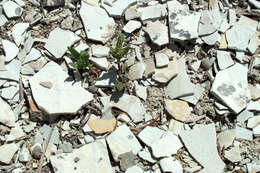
(88, 118), (117, 134)
(165, 99), (191, 122)
(219, 34), (228, 49)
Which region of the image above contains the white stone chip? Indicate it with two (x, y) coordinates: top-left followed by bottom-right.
(23, 48), (41, 64)
(101, 0), (137, 17)
(134, 83), (147, 101)
(2, 39), (19, 62)
(125, 166), (143, 173)
(154, 52), (169, 68)
(247, 100), (260, 111)
(95, 66), (117, 87)
(253, 124), (260, 136)
(211, 63), (250, 114)
(235, 126), (253, 141)
(152, 59), (178, 83)
(89, 57), (109, 70)
(128, 62), (145, 80)
(216, 50), (234, 70)
(247, 116), (260, 129)
(80, 2), (117, 43)
(179, 124), (225, 173)
(45, 27), (80, 59)
(12, 23), (29, 46)
(0, 59), (21, 81)
(1, 86), (19, 100)
(29, 61), (93, 115)
(137, 126), (164, 147)
(123, 20), (141, 33)
(50, 140), (114, 173)
(159, 157), (183, 173)
(165, 58), (194, 99)
(224, 146), (242, 163)
(226, 24), (255, 52)
(144, 20), (169, 46)
(169, 9), (201, 41)
(137, 4), (167, 21)
(151, 131), (183, 158)
(91, 45), (110, 58)
(0, 143), (18, 164)
(0, 97), (16, 127)
(106, 124), (142, 162)
(201, 31), (221, 46)
(217, 129), (236, 148)
(3, 1), (23, 18)
(138, 148), (156, 163)
(0, 14), (8, 26)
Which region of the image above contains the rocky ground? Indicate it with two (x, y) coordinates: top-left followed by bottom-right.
(0, 0), (260, 172)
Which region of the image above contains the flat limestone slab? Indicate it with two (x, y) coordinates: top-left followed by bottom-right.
(29, 61), (93, 115)
(50, 140), (114, 173)
(179, 124), (225, 173)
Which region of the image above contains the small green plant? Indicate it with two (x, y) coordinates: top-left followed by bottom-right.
(108, 33), (130, 92)
(68, 47), (93, 70)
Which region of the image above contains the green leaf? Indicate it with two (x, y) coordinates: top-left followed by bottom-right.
(69, 62), (78, 69)
(68, 47), (80, 59)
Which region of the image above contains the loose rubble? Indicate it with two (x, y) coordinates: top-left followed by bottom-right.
(0, 0), (260, 172)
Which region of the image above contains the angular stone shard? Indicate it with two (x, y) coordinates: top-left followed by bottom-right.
(45, 27), (80, 59)
(106, 124), (142, 162)
(0, 143), (18, 164)
(101, 0), (137, 17)
(143, 20), (169, 46)
(211, 63), (250, 114)
(50, 140), (114, 173)
(165, 99), (191, 122)
(29, 61), (93, 115)
(80, 2), (117, 43)
(168, 9), (201, 41)
(3, 1), (23, 18)
(179, 124), (225, 173)
(0, 97), (16, 127)
(2, 39), (19, 62)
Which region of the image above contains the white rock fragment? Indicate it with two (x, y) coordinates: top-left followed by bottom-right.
(50, 140), (114, 173)
(201, 31), (221, 45)
(45, 27), (80, 59)
(0, 143), (18, 164)
(89, 57), (109, 70)
(2, 39), (19, 62)
(224, 146), (241, 163)
(101, 0), (137, 17)
(138, 148), (156, 163)
(0, 14), (8, 26)
(226, 24), (255, 52)
(199, 9), (222, 36)
(248, 0), (260, 9)
(159, 157), (183, 173)
(110, 94), (145, 122)
(12, 22), (29, 46)
(151, 131), (183, 158)
(211, 63), (250, 114)
(247, 116), (260, 129)
(134, 83), (147, 101)
(124, 6), (141, 20)
(23, 48), (41, 64)
(137, 126), (164, 147)
(169, 8), (201, 41)
(154, 52), (169, 68)
(179, 124), (225, 173)
(3, 1), (23, 18)
(6, 124), (25, 141)
(216, 50), (234, 70)
(128, 62), (145, 80)
(125, 166), (143, 173)
(217, 129), (236, 148)
(1, 86), (19, 100)
(253, 124), (260, 136)
(237, 110), (254, 124)
(123, 20), (141, 34)
(180, 84), (204, 105)
(165, 58), (193, 99)
(153, 59), (178, 83)
(106, 124), (142, 162)
(91, 45), (110, 58)
(75, 43), (89, 52)
(0, 97), (16, 127)
(80, 2), (117, 43)
(247, 163), (260, 173)
(143, 20), (169, 46)
(247, 100), (260, 111)
(235, 126), (253, 141)
(0, 59), (21, 81)
(29, 61), (93, 115)
(137, 4), (167, 21)
(95, 66), (117, 87)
